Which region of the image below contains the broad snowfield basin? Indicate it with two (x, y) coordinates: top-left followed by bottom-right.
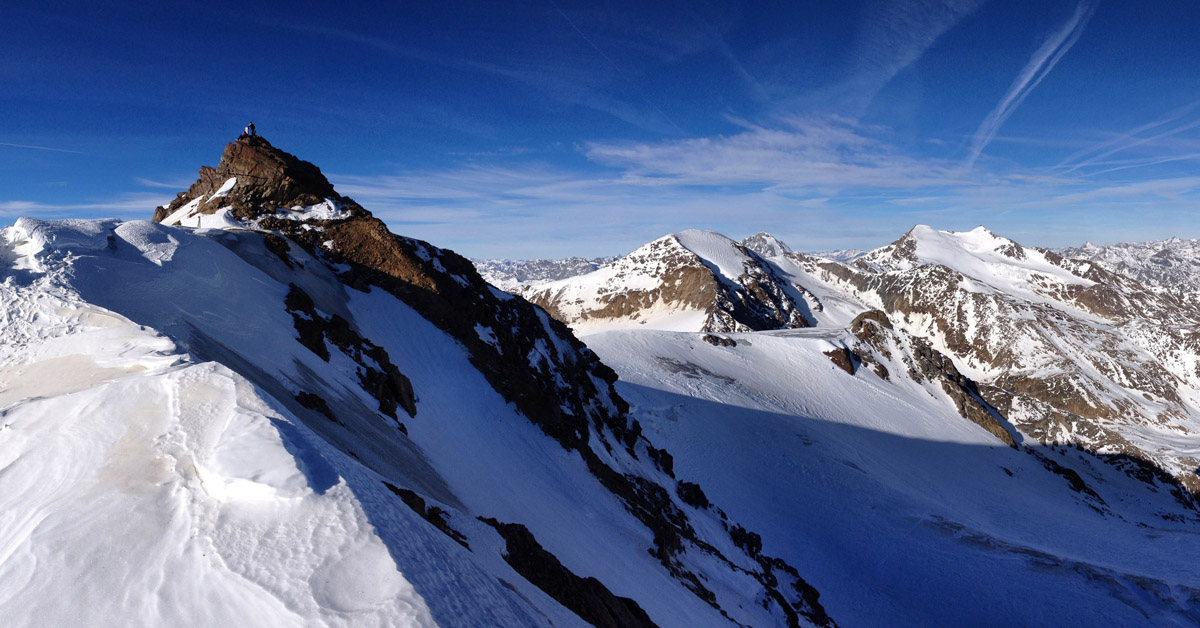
(3, 136), (1200, 627)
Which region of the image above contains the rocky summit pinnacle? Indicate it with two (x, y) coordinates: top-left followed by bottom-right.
(153, 135), (351, 223)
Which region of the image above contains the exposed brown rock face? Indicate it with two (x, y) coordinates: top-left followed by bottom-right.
(824, 347), (856, 375)
(155, 136), (834, 627)
(523, 233), (813, 334)
(154, 135), (344, 222)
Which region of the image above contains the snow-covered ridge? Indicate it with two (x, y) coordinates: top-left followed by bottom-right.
(0, 218), (437, 627)
(862, 225), (1094, 296)
(2, 136), (837, 628)
(740, 231), (792, 258)
(1, 213), (833, 628)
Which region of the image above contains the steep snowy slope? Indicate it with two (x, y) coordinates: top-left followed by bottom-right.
(0, 138), (834, 627)
(523, 230), (813, 334)
(740, 232), (792, 258)
(584, 325), (1200, 627)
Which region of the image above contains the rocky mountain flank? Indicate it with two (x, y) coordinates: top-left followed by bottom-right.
(1059, 237), (1200, 303)
(153, 135), (834, 627)
(779, 226), (1200, 501)
(523, 230), (814, 334)
(532, 220), (1200, 508)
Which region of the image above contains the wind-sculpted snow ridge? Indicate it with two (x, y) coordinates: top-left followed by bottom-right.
(0, 136), (838, 627)
(773, 224), (1200, 498)
(523, 229), (815, 335)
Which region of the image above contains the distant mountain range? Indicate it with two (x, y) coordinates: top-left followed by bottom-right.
(471, 256), (618, 291)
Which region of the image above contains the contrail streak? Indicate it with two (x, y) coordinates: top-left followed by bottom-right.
(965, 2), (1094, 170)
(0, 142), (82, 154)
(1056, 100), (1200, 174)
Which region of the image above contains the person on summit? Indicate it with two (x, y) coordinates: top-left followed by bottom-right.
(244, 121), (256, 137)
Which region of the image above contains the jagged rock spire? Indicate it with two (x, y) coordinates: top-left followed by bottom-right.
(153, 135), (352, 223)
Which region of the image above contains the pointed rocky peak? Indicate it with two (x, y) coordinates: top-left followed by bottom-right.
(524, 229), (814, 334)
(153, 134), (360, 226)
(740, 232), (793, 258)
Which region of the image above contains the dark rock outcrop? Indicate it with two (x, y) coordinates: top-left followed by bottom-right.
(154, 135), (345, 222)
(285, 284), (416, 420)
(479, 518), (657, 628)
(384, 482), (469, 548)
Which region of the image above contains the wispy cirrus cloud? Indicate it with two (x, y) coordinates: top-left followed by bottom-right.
(134, 176), (196, 189)
(805, 0), (987, 115)
(965, 2), (1094, 169)
(0, 194), (170, 219)
(850, 0), (988, 100)
(283, 21), (681, 135)
(584, 116), (963, 189)
(1054, 100), (1200, 176)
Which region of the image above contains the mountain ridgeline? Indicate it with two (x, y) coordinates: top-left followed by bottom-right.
(5, 133), (1200, 626)
(506, 225), (1200, 507)
(146, 135), (833, 627)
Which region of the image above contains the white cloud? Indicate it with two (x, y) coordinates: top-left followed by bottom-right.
(0, 194), (170, 219)
(584, 116), (963, 189)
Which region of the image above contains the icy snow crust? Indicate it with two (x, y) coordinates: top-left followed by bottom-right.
(0, 218), (781, 627)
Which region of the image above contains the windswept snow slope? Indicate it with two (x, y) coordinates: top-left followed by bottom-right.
(0, 213), (828, 627)
(0, 229), (437, 627)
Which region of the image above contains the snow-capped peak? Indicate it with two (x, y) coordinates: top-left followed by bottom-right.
(740, 231), (793, 258)
(523, 229), (813, 334)
(865, 224), (1094, 296)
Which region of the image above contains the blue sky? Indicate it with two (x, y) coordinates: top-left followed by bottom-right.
(5, 1), (1200, 258)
